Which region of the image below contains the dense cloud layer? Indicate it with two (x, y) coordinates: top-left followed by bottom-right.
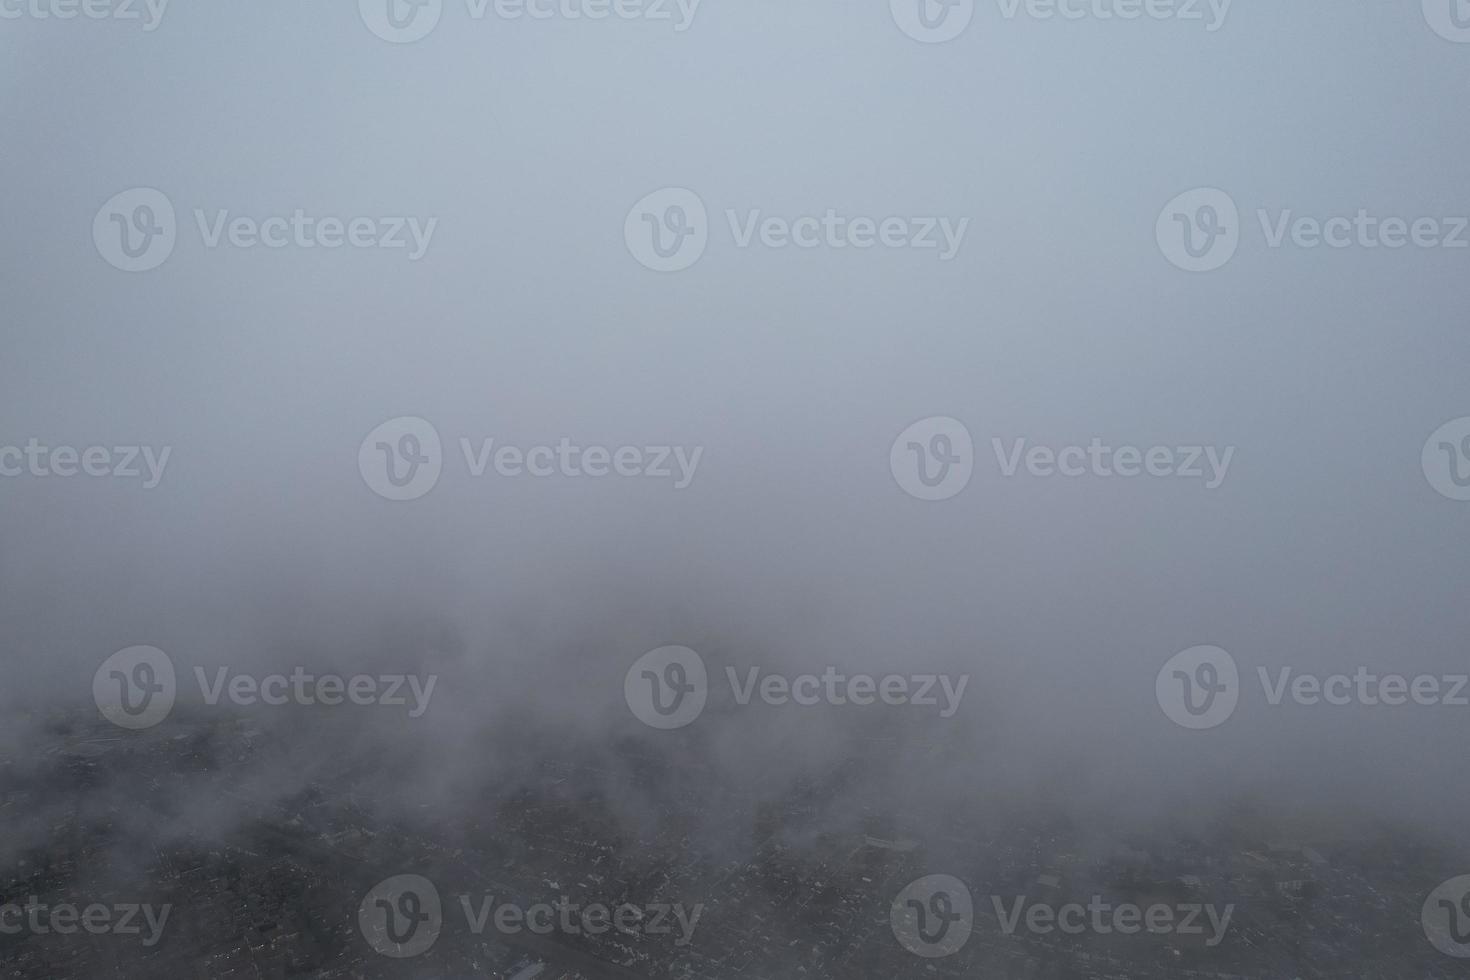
(3, 1), (1469, 883)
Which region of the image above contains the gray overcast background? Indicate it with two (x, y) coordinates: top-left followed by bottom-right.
(2, 0), (1469, 849)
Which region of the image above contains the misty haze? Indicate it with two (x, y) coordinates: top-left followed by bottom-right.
(3, 1), (1470, 977)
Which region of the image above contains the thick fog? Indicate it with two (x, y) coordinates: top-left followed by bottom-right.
(3, 0), (1469, 880)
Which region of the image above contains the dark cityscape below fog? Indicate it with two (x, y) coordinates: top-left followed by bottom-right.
(0, 702), (1466, 979)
